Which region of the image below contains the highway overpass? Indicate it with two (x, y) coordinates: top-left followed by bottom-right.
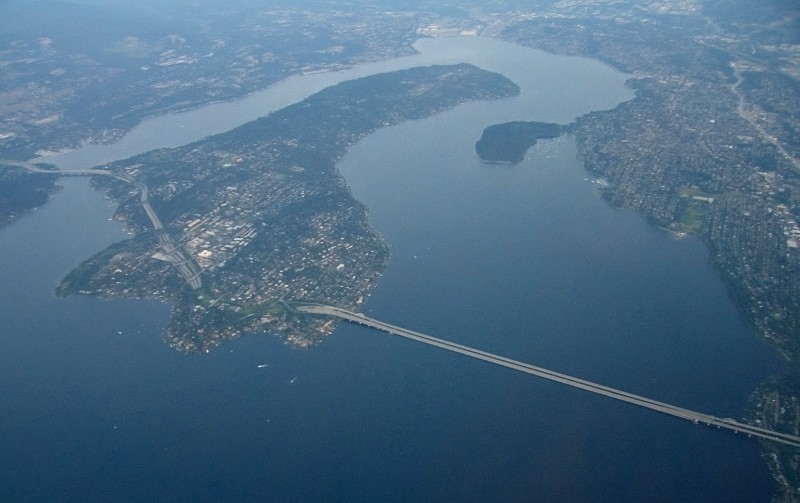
(1, 159), (201, 289)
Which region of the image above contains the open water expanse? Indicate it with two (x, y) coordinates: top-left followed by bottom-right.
(3, 37), (785, 501)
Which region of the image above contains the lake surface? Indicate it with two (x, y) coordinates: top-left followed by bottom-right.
(4, 36), (783, 502)
(33, 37), (629, 169)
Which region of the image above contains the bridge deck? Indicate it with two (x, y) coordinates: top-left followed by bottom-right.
(1, 159), (201, 289)
(298, 304), (800, 449)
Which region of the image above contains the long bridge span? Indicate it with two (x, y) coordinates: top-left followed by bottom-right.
(298, 303), (800, 449)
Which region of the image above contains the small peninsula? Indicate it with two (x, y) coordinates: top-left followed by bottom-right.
(57, 64), (519, 352)
(475, 121), (563, 165)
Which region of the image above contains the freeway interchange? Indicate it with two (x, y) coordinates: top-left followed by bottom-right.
(1, 160), (202, 289)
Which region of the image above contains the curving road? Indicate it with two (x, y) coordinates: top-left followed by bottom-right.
(1, 159), (201, 289)
(298, 303), (800, 449)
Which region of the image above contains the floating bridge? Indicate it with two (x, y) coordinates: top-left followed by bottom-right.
(298, 303), (800, 449)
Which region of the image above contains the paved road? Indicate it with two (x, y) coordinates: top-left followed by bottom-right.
(298, 303), (800, 449)
(730, 62), (800, 172)
(1, 159), (201, 289)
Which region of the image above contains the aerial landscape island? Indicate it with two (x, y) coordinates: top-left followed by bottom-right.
(55, 63), (518, 351)
(475, 120), (564, 165)
(1, 0), (800, 499)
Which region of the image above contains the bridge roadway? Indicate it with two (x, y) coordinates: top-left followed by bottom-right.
(298, 304), (800, 449)
(1, 160), (201, 289)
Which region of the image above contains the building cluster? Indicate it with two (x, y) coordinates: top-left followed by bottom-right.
(573, 76), (800, 357)
(76, 64), (512, 351)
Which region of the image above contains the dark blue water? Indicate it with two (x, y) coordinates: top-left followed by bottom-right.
(1, 37), (784, 502)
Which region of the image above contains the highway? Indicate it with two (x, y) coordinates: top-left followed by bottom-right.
(1, 159), (201, 289)
(298, 303), (800, 449)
